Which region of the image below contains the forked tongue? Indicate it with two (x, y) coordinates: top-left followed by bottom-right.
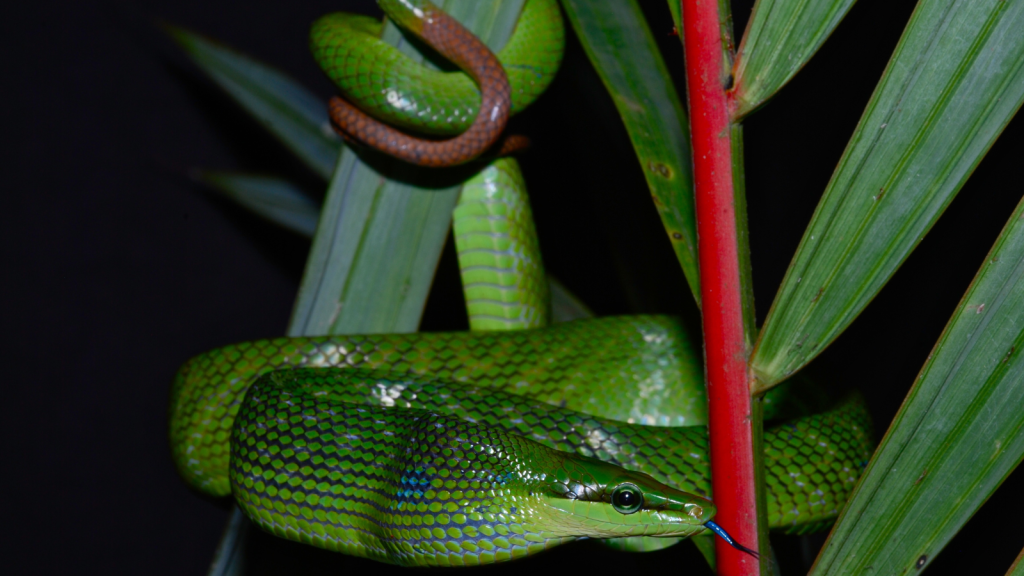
(703, 521), (760, 558)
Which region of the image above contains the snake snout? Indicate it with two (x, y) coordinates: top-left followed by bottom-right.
(599, 470), (717, 537)
(534, 457), (717, 539)
(643, 491), (713, 522)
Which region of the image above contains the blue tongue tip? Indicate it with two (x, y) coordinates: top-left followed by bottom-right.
(704, 520), (760, 559)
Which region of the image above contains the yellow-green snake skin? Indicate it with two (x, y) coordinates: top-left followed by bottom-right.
(169, 0), (874, 567)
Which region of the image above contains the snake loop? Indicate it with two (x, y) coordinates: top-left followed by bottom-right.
(311, 0), (564, 137)
(318, 0), (522, 166)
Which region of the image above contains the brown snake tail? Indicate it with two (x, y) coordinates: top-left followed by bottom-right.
(328, 5), (513, 167)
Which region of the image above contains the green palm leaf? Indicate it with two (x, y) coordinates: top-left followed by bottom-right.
(810, 194), (1024, 574)
(752, 0), (1024, 390)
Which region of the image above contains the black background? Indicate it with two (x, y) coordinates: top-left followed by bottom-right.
(4, 0), (1023, 574)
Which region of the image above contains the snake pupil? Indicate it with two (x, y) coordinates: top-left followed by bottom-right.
(611, 484), (643, 514)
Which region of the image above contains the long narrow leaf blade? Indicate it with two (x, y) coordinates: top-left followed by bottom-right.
(731, 0), (857, 118)
(811, 196), (1024, 574)
(752, 0), (1024, 388)
(166, 26), (342, 180)
(558, 0), (700, 304)
(288, 152), (463, 335)
(196, 171), (319, 237)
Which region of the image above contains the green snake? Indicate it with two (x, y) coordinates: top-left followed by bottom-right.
(170, 0), (874, 567)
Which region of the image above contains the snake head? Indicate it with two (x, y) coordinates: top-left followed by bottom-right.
(529, 453), (715, 539)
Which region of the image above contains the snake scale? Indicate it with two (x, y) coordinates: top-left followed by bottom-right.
(169, 0), (873, 567)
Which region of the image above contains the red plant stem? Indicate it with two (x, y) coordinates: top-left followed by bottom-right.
(680, 0), (760, 574)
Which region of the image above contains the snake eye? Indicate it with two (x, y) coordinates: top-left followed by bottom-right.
(611, 483), (644, 514)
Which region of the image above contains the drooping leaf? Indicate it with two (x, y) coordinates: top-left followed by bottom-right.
(731, 0), (857, 118)
(751, 0), (1024, 389)
(558, 0), (700, 305)
(810, 194), (1024, 573)
(195, 171), (319, 237)
(166, 26), (341, 180)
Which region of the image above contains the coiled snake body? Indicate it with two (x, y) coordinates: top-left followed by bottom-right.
(170, 0), (873, 567)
